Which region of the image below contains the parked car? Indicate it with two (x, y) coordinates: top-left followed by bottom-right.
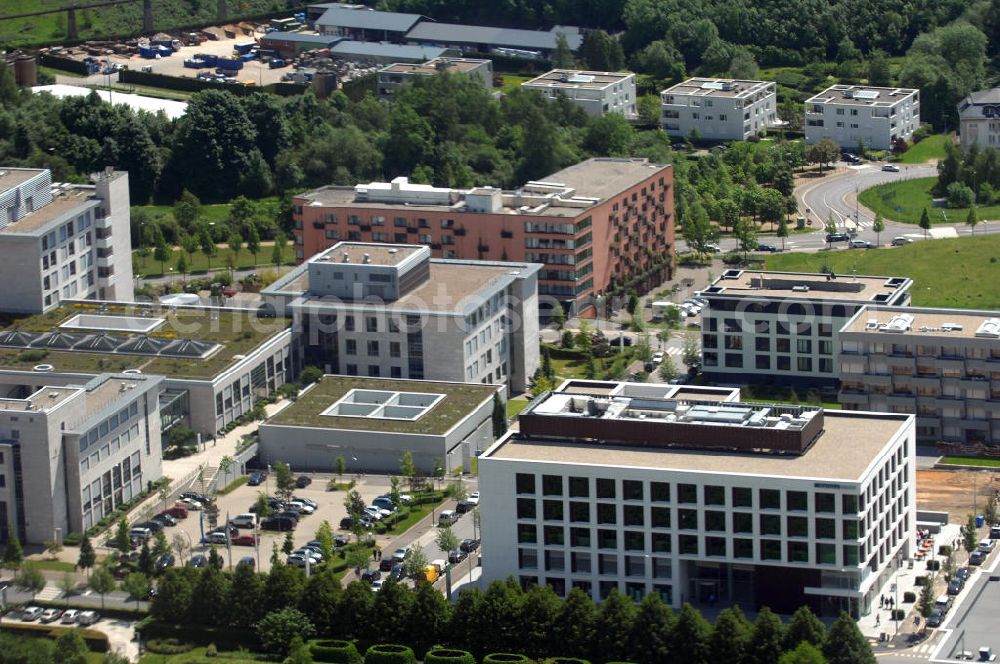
(882, 164), (901, 172)
(261, 516), (296, 531)
(207, 532), (229, 545)
(287, 500), (315, 515)
(334, 534), (350, 548)
(247, 470), (266, 486)
(237, 557), (255, 570)
(274, 511), (301, 522)
(21, 606), (43, 621)
(390, 563), (406, 580)
(379, 557), (396, 571)
(849, 239), (874, 249)
(448, 549), (467, 564)
(467, 492), (480, 505)
(176, 497), (203, 510)
(948, 578), (965, 595)
(970, 551), (985, 565)
(155, 553), (175, 570)
(134, 521), (163, 533)
(460, 538), (481, 553)
(371, 579), (384, 593)
(704, 243), (722, 253)
(826, 232), (850, 243)
(181, 491), (213, 505)
(286, 554), (311, 568)
(77, 611), (99, 626)
(152, 513), (177, 528)
(209, 526), (239, 538)
(39, 608), (62, 623)
(927, 610), (945, 627)
(891, 236), (914, 246)
(438, 510), (459, 526)
(60, 609), (80, 624)
(188, 555), (208, 568)
(229, 513), (257, 529)
(842, 152), (861, 163)
(979, 538), (996, 552)
(293, 497), (318, 509)
(295, 475), (312, 488)
(361, 569), (381, 583)
(162, 506), (188, 519)
(129, 526), (153, 540)
(955, 567), (972, 581)
(456, 500), (476, 514)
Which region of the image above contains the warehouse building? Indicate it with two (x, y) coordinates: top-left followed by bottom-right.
(313, 4), (426, 42)
(404, 22), (582, 58)
(258, 375), (502, 474)
(479, 381), (916, 618)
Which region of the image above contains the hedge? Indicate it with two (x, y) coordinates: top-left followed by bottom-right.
(310, 639), (362, 663)
(483, 655), (532, 663)
(903, 591), (917, 603)
(0, 622), (108, 652)
(423, 649), (476, 664)
(545, 659), (592, 664)
(138, 621), (250, 650)
(363, 644), (417, 664)
(146, 638), (195, 655)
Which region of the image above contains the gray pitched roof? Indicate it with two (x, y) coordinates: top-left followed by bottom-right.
(405, 22), (582, 51)
(329, 40), (446, 62)
(260, 32), (340, 45)
(315, 6), (424, 33)
(959, 87), (1000, 119)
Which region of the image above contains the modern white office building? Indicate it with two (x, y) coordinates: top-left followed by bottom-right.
(522, 70), (637, 118)
(0, 167), (134, 314)
(804, 85), (920, 151)
(262, 242), (541, 393)
(479, 380), (916, 618)
(958, 87), (1000, 151)
(659, 78), (778, 140)
(0, 372), (163, 544)
(699, 269), (912, 388)
(259, 375), (502, 474)
(839, 306), (1000, 446)
(377, 57), (493, 97)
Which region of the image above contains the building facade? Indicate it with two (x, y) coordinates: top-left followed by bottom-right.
(0, 373), (163, 544)
(262, 242), (540, 393)
(479, 382), (915, 618)
(958, 87), (1000, 151)
(699, 269), (912, 388)
(805, 85), (920, 151)
(377, 57), (493, 97)
(839, 306), (1000, 445)
(0, 167), (134, 314)
(259, 375), (502, 474)
(660, 78), (778, 141)
(291, 158), (674, 316)
(522, 70), (636, 118)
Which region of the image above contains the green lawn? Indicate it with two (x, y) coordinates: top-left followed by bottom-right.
(499, 74), (532, 93)
(134, 246), (288, 278)
(507, 398), (529, 420)
(132, 199), (273, 226)
(940, 456), (1000, 467)
(859, 177), (1000, 225)
(30, 560), (75, 572)
(896, 134), (951, 164)
(763, 235), (1000, 309)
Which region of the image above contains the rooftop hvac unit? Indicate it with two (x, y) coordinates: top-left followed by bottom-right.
(942, 322), (964, 332)
(975, 318), (1000, 338)
(792, 285), (810, 292)
(865, 319), (879, 330)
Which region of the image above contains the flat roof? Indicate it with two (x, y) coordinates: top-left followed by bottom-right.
(260, 32), (338, 44)
(704, 269), (911, 303)
(0, 303), (289, 380)
(405, 22), (583, 51)
(290, 261), (524, 313)
(553, 379), (739, 402)
(311, 242), (423, 266)
(379, 57), (489, 75)
(806, 84), (918, 108)
(315, 5), (424, 32)
(329, 40), (445, 61)
(661, 77), (774, 99)
(486, 410), (910, 481)
(32, 84), (188, 121)
(0, 189), (95, 235)
(541, 158), (669, 203)
(266, 375), (498, 434)
(842, 306), (1000, 340)
(0, 168), (45, 193)
(523, 69), (634, 90)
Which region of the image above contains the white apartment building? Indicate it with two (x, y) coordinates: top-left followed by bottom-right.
(479, 380), (915, 618)
(699, 269), (912, 388)
(522, 70), (637, 118)
(660, 78), (777, 141)
(958, 87), (1000, 151)
(0, 167), (134, 314)
(0, 373), (163, 544)
(377, 57), (493, 98)
(839, 306), (1000, 445)
(805, 85), (919, 151)
(262, 242), (541, 393)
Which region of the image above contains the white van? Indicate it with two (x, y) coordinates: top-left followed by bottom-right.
(229, 513), (257, 529)
(979, 538), (996, 553)
(128, 527), (152, 540)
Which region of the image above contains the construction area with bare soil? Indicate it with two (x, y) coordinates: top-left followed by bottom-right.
(917, 468), (1000, 522)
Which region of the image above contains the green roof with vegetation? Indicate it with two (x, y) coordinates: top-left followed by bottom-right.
(0, 302), (289, 380)
(268, 376), (498, 435)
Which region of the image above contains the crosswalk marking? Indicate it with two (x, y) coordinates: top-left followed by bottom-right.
(35, 585), (60, 601)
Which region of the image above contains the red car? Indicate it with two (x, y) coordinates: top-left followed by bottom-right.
(232, 534), (258, 546)
(161, 506), (188, 519)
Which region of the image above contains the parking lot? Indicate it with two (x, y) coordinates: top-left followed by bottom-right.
(935, 558), (1000, 661)
(151, 473), (396, 574)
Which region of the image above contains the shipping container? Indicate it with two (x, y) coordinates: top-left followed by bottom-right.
(234, 42), (256, 55)
(215, 57), (243, 71)
(184, 58), (208, 68)
(194, 53), (218, 66)
(238, 52), (258, 62)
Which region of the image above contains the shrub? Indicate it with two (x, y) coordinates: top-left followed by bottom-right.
(483, 655), (532, 663)
(915, 575), (931, 587)
(903, 591), (916, 603)
(892, 609), (905, 621)
(939, 545), (953, 556)
(946, 182), (975, 209)
(926, 559), (940, 571)
(424, 649), (476, 664)
(146, 638), (194, 655)
(363, 644), (417, 664)
(63, 532), (83, 546)
(205, 643), (217, 657)
(310, 640), (362, 663)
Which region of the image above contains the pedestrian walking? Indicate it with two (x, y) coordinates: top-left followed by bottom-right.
(876, 614), (880, 627)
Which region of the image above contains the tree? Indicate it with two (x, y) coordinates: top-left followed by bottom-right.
(919, 207), (931, 238)
(171, 532), (191, 564)
(552, 32), (574, 68)
(122, 572), (151, 609)
(405, 578), (451, 656)
(917, 577), (935, 617)
(53, 630), (89, 664)
(3, 530), (23, 569)
(776, 216), (789, 250)
(247, 223), (261, 265)
(89, 566), (116, 609)
(228, 230), (243, 270)
(298, 568), (341, 635)
(550, 301), (565, 329)
(966, 207), (979, 235)
(58, 573), (77, 606)
(192, 559), (230, 626)
(947, 182), (975, 208)
(985, 495), (999, 526)
(748, 607), (786, 664)
(153, 239), (170, 276)
(629, 592), (674, 663)
(585, 113), (636, 156)
(593, 588), (638, 663)
(339, 580), (374, 639)
(807, 138), (840, 172)
(402, 543), (428, 579)
(682, 333), (701, 371)
(492, 392), (507, 438)
(272, 232), (286, 266)
(541, 347), (554, 380)
(114, 518), (130, 552)
(711, 606), (752, 662)
(435, 526), (460, 555)
(964, 513), (979, 557)
(173, 190), (201, 230)
(824, 214), (838, 245)
(152, 568), (194, 622)
(670, 603), (712, 664)
(138, 541), (154, 577)
(15, 562), (45, 599)
(868, 50), (891, 87)
(872, 213), (885, 246)
(784, 606), (826, 650)
(734, 217), (759, 260)
(399, 451), (416, 492)
(199, 228), (217, 270)
(315, 520), (335, 562)
(227, 561), (265, 629)
(335, 456), (346, 482)
(264, 562), (306, 614)
(682, 201), (718, 254)
(284, 636), (312, 664)
(176, 253), (188, 278)
(258, 607), (316, 656)
(823, 612), (875, 664)
(780, 642), (829, 664)
(274, 460), (295, 500)
(658, 355), (679, 381)
(282, 531), (295, 555)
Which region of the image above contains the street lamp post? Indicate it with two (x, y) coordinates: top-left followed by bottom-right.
(893, 571), (908, 637)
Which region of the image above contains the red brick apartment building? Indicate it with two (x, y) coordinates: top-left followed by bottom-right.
(292, 158), (674, 315)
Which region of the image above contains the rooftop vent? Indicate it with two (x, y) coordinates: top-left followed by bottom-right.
(792, 285), (810, 292)
(865, 318), (879, 330)
(363, 253), (371, 264)
(941, 322), (964, 332)
(342, 252), (350, 263)
(881, 313), (914, 333)
(975, 318), (1000, 338)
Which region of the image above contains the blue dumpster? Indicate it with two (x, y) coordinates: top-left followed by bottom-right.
(976, 515), (985, 528)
